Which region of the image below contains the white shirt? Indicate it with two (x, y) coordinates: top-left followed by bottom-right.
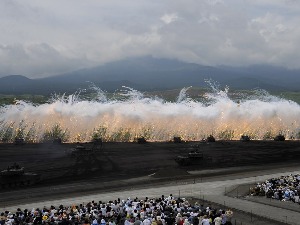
(214, 217), (222, 225)
(201, 218), (210, 225)
(143, 218), (151, 225)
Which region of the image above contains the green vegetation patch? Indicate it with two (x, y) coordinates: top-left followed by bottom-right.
(1, 89), (300, 105)
(276, 92), (300, 104)
(0, 94), (48, 105)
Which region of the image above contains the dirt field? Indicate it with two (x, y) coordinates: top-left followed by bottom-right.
(1, 140), (300, 185)
(1, 140), (300, 197)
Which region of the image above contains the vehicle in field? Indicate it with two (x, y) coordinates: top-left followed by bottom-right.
(274, 134), (285, 141)
(240, 135), (250, 142)
(175, 150), (204, 166)
(14, 138), (25, 145)
(206, 135), (216, 142)
(70, 144), (94, 157)
(70, 139), (103, 157)
(0, 164), (41, 189)
(136, 137), (147, 144)
(173, 137), (182, 143)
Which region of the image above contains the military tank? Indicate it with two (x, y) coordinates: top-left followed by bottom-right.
(68, 139), (103, 158)
(92, 138), (103, 147)
(0, 164), (41, 189)
(70, 144), (95, 157)
(206, 135), (216, 142)
(240, 135), (250, 142)
(274, 134), (285, 141)
(14, 138), (25, 145)
(173, 137), (182, 143)
(136, 137), (147, 144)
(175, 150), (204, 166)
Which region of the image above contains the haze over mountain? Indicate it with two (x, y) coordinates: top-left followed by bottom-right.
(0, 56), (299, 95)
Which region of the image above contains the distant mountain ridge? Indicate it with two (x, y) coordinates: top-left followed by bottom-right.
(0, 56), (299, 95)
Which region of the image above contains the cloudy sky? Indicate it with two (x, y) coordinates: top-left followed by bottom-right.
(0, 0), (299, 78)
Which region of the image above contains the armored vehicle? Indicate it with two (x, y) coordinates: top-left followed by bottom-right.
(206, 135), (216, 142)
(70, 144), (95, 157)
(14, 138), (25, 145)
(0, 164), (41, 189)
(274, 135), (285, 141)
(175, 150), (204, 166)
(240, 135), (250, 142)
(52, 138), (62, 144)
(92, 138), (103, 147)
(43, 138), (62, 144)
(69, 140), (103, 158)
(173, 137), (182, 143)
(136, 137), (147, 144)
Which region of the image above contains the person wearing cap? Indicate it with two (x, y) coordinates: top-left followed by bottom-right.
(225, 209), (233, 224)
(100, 218), (106, 225)
(92, 218), (99, 225)
(42, 214), (49, 221)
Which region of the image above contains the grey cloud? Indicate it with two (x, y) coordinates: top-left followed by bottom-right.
(0, 43), (90, 77)
(0, 0), (300, 77)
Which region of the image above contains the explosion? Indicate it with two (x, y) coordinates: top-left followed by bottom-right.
(1, 85), (300, 143)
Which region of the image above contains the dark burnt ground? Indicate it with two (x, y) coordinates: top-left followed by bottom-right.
(1, 140), (300, 189)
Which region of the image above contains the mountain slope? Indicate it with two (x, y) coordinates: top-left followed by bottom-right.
(0, 56), (299, 95)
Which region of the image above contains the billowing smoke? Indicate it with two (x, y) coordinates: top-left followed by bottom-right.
(1, 85), (300, 142)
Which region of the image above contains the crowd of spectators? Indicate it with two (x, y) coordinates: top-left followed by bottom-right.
(0, 195), (233, 225)
(250, 173), (300, 203)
